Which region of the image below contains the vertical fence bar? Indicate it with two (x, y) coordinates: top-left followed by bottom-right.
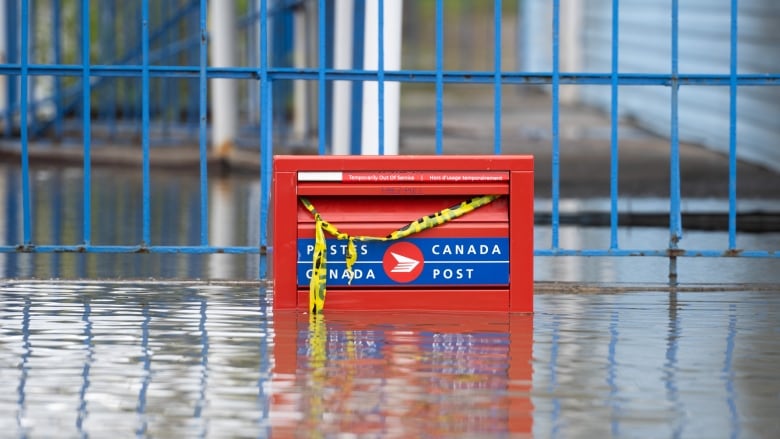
(259, 0), (271, 276)
(550, 0), (560, 250)
(728, 0), (738, 249)
(668, 0), (682, 284)
(435, 0), (443, 155)
(377, 0), (385, 155)
(199, 0), (208, 246)
(609, 0), (619, 249)
(141, 0), (151, 245)
(20, 0), (32, 245)
(493, 0), (502, 154)
(82, 0), (92, 246)
(317, 0), (326, 155)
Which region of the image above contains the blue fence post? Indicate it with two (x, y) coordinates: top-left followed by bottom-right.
(20, 0), (32, 246)
(142, 0), (151, 246)
(82, 0), (92, 247)
(669, 0), (682, 285)
(493, 0), (502, 154)
(434, 0), (444, 155)
(551, 0), (561, 251)
(317, 0), (326, 155)
(259, 0), (271, 278)
(199, 0), (209, 246)
(609, 0), (620, 250)
(728, 0), (738, 250)
(377, 0), (385, 155)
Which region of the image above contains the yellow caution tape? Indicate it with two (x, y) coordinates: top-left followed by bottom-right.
(300, 194), (502, 314)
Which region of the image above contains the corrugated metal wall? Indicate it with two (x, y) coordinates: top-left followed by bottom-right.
(523, 0), (780, 172)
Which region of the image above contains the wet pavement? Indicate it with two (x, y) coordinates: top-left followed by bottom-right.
(399, 86), (780, 201)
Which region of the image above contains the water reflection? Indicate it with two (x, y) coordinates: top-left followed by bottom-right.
(0, 164), (262, 279)
(272, 311), (534, 437)
(2, 283), (779, 437)
(532, 291), (780, 439)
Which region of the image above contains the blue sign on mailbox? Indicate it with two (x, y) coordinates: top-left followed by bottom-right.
(296, 237), (510, 286)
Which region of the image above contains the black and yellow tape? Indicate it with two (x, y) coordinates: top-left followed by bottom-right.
(300, 194), (502, 314)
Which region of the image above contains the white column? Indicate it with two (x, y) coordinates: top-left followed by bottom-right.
(361, 0), (403, 155)
(560, 0), (583, 104)
(331, 0), (354, 155)
(0, 0), (7, 115)
(209, 180), (234, 279)
(209, 0), (238, 158)
(292, 6), (308, 142)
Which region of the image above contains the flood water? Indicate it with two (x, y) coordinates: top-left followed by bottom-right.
(1, 283), (779, 438)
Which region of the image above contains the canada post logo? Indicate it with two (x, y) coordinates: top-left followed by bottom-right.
(382, 242), (424, 283)
(296, 237), (509, 286)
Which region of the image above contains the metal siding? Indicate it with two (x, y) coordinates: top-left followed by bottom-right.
(580, 0), (780, 171)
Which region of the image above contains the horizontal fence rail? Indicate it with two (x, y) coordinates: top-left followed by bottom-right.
(0, 0), (778, 282)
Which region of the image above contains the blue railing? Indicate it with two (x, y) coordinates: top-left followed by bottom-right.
(0, 0), (778, 281)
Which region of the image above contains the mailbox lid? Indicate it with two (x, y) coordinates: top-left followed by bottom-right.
(274, 154), (534, 173)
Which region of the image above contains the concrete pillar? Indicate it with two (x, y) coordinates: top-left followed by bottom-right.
(560, 0), (583, 104)
(331, 0), (354, 155)
(361, 0), (403, 155)
(292, 6), (309, 142)
(209, 0), (238, 158)
(520, 0), (583, 104)
(209, 179), (234, 278)
(0, 0), (7, 117)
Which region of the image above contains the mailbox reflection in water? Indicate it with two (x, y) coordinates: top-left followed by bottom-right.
(272, 155), (534, 312)
(270, 310), (534, 437)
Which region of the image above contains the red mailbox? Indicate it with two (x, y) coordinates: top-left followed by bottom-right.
(271, 155), (534, 313)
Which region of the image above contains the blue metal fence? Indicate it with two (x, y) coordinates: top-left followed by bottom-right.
(0, 0), (778, 281)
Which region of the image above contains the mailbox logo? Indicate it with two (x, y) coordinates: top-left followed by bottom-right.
(382, 242), (424, 283)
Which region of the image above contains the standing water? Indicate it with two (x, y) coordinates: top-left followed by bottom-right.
(1, 282), (779, 438)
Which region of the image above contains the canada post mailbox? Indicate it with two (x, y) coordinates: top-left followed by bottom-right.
(271, 155), (534, 313)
